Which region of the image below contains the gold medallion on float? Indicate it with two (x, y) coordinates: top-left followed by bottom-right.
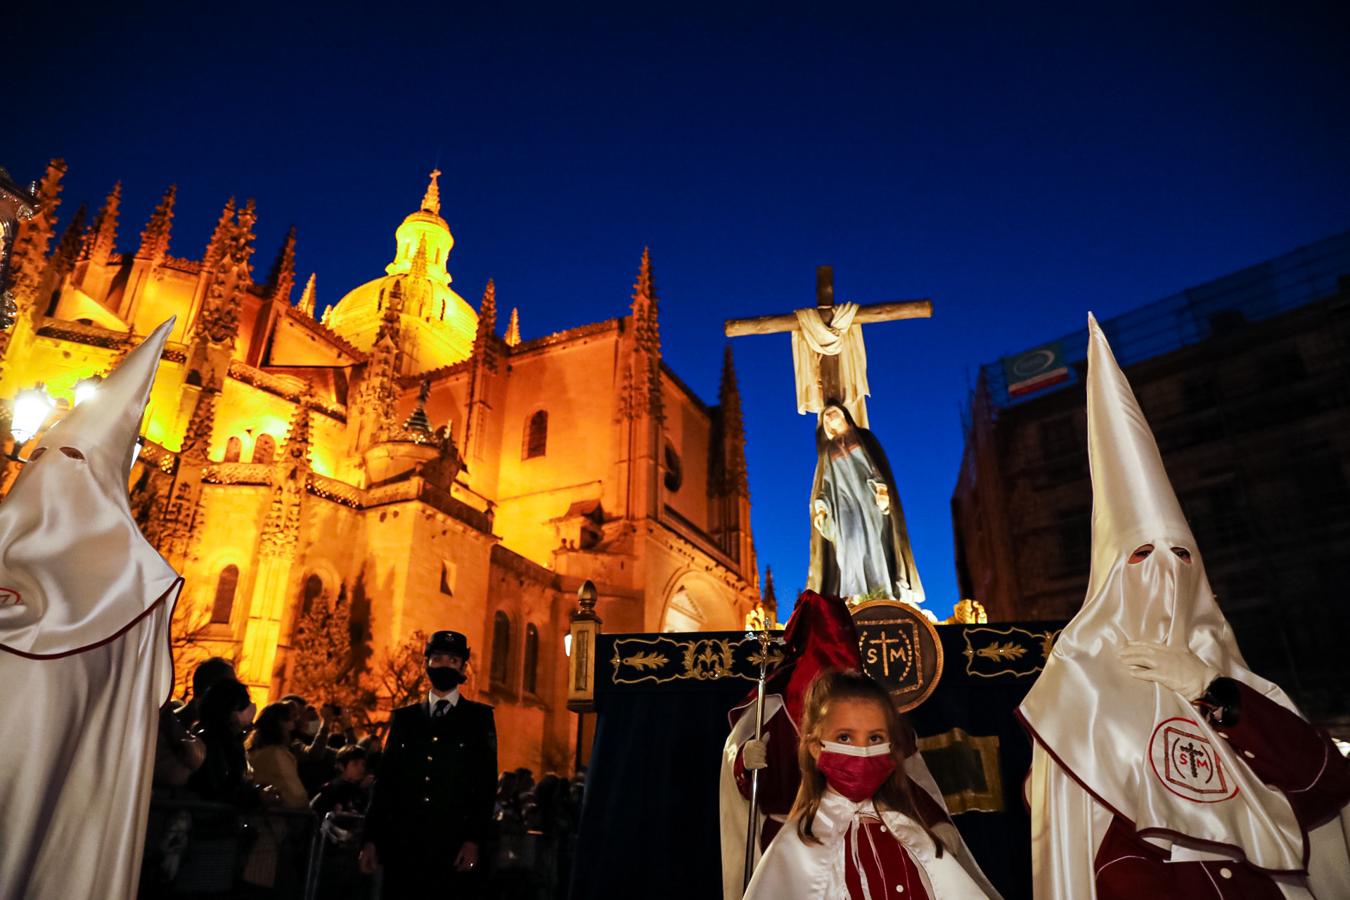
(850, 598), (944, 712)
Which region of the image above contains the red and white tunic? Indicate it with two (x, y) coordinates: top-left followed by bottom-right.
(742, 789), (999, 900)
(1092, 682), (1350, 899)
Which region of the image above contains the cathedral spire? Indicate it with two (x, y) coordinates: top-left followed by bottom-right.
(266, 225), (297, 303)
(763, 566), (778, 619)
(203, 197), (236, 268)
(421, 168), (442, 215)
(281, 398), (313, 469)
(180, 389), (218, 464)
(504, 306), (521, 347)
(477, 279), (497, 336)
(50, 203), (87, 282)
(296, 272), (317, 317)
(631, 247), (660, 355)
(86, 181), (121, 263)
(408, 235), (429, 281)
(236, 200), (258, 283)
(136, 184), (176, 264)
(193, 200), (256, 345)
(719, 344), (748, 495)
(472, 279), (499, 371)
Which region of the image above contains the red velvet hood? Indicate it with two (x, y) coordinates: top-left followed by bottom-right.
(735, 591), (861, 729)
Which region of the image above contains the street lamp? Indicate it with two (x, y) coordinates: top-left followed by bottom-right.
(567, 579), (602, 774)
(8, 384), (54, 460)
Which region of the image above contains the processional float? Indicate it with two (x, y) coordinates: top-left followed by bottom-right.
(566, 270), (1063, 900)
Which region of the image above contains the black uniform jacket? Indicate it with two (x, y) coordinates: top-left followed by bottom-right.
(365, 696), (497, 855)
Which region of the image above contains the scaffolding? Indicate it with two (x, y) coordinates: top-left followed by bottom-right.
(977, 229), (1350, 410)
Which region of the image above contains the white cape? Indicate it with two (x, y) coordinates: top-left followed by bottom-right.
(743, 787), (999, 900)
(0, 319), (182, 900)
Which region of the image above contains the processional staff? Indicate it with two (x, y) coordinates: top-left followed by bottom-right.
(742, 627), (774, 891)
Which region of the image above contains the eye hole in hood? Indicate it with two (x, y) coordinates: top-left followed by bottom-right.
(58, 447), (85, 460)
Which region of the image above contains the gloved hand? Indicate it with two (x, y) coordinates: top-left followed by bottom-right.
(1119, 641), (1218, 701)
(742, 736), (770, 771)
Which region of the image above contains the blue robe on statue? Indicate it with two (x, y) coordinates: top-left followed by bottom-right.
(807, 405), (923, 604)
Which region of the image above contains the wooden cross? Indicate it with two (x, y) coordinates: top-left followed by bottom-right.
(724, 266), (932, 410)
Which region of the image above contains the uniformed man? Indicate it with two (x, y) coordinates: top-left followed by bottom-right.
(360, 630), (497, 898)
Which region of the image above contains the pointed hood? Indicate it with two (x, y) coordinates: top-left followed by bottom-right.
(1084, 312), (1194, 601)
(1019, 313), (1311, 876)
(0, 319), (181, 658)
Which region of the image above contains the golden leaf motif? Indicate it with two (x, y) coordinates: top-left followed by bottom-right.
(682, 640), (735, 680)
(975, 641), (1026, 662)
(622, 651), (667, 671)
(748, 650), (785, 669)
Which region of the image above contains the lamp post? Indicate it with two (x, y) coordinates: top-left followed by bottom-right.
(7, 384), (55, 462)
(566, 579), (602, 774)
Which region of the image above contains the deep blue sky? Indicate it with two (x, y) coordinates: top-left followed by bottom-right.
(11, 3), (1350, 619)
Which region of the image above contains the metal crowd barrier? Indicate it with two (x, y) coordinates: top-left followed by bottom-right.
(141, 795), (324, 898)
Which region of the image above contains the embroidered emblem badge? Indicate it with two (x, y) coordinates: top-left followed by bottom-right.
(851, 599), (944, 712)
(0, 587), (23, 607)
(1149, 717), (1237, 803)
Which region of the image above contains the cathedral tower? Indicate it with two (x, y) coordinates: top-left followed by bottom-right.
(322, 170), (479, 374)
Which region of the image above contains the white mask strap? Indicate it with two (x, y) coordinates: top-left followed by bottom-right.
(820, 740), (892, 758)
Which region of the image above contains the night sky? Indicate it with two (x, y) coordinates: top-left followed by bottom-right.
(11, 3), (1350, 619)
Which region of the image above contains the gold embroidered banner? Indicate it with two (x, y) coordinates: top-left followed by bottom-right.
(961, 625), (1062, 679)
(609, 634), (785, 686)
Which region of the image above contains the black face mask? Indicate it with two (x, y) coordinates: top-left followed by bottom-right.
(427, 666), (466, 691)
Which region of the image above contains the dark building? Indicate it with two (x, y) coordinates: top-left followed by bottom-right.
(953, 230), (1350, 727)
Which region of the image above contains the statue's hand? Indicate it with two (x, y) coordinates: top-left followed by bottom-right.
(871, 481), (891, 514)
(812, 499), (834, 539)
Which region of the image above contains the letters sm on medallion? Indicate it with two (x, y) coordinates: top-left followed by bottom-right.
(850, 598), (943, 712)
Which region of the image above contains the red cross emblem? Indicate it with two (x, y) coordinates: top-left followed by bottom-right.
(1149, 717), (1238, 803)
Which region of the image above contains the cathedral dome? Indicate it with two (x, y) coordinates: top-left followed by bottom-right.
(323, 170), (479, 373)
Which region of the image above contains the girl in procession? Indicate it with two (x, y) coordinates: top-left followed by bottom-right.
(744, 668), (998, 899)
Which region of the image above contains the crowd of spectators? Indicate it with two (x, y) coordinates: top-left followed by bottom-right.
(141, 657), (584, 899)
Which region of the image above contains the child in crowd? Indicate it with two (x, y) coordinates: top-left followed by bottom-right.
(744, 669), (999, 899)
(311, 745), (371, 817)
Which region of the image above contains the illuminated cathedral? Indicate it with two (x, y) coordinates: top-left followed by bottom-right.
(0, 160), (763, 772)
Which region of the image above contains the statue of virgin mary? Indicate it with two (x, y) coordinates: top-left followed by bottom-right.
(806, 404), (924, 605)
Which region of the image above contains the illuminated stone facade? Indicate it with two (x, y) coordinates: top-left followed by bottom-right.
(0, 162), (760, 773)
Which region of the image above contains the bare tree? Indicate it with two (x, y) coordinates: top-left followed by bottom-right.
(169, 598), (228, 701)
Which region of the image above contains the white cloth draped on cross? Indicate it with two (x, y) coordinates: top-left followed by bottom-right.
(791, 302), (870, 428)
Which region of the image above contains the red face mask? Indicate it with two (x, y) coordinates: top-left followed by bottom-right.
(816, 740), (897, 802)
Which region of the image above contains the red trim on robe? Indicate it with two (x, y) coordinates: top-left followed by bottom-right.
(844, 817), (932, 900)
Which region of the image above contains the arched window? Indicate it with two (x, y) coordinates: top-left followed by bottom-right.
(523, 624), (540, 694)
(522, 410), (548, 459)
(211, 565), (239, 624)
(490, 611), (511, 687)
(252, 433), (277, 464)
(223, 436), (242, 462)
(301, 573), (324, 614)
(664, 443), (683, 492)
(186, 369), (203, 387)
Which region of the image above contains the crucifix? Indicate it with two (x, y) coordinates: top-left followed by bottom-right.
(723, 266), (932, 425)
